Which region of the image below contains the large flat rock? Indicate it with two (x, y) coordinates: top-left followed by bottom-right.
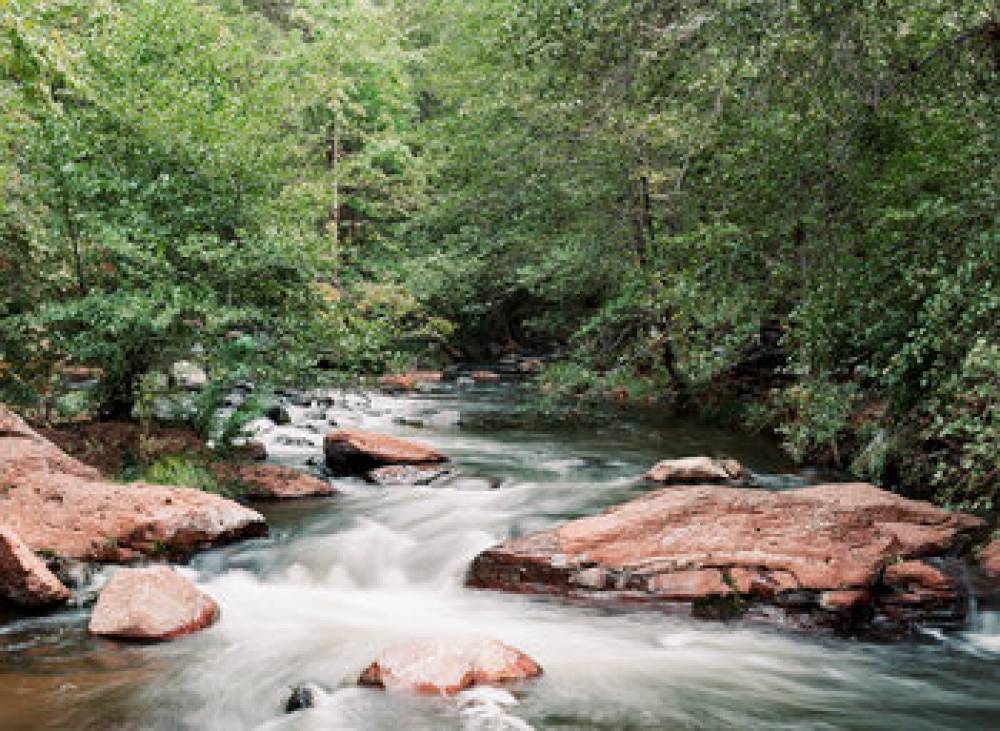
(468, 483), (986, 634)
(0, 405), (267, 562)
(2, 472), (268, 561)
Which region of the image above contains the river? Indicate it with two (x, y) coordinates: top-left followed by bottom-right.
(1, 380), (998, 729)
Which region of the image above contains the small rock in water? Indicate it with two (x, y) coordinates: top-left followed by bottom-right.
(365, 464), (453, 487)
(643, 456), (749, 484)
(273, 434), (319, 448)
(232, 464), (336, 500)
(266, 405), (292, 426)
(324, 429), (448, 476)
(285, 683), (325, 713)
(88, 566), (219, 641)
(358, 637), (542, 696)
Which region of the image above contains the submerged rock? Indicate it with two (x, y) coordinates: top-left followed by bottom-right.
(324, 429), (447, 475)
(365, 464), (454, 487)
(0, 405), (267, 562)
(230, 464), (336, 499)
(358, 638), (542, 696)
(89, 567), (218, 641)
(0, 525), (70, 608)
(643, 456), (748, 484)
(470, 370), (501, 383)
(266, 404), (292, 426)
(285, 683), (325, 713)
(467, 483), (985, 635)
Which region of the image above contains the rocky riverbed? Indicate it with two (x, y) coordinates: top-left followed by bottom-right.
(1, 375), (998, 729)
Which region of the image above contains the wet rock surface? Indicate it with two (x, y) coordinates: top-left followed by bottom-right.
(979, 540), (1000, 579)
(0, 525), (70, 608)
(226, 463), (336, 499)
(88, 566), (219, 641)
(643, 456), (749, 484)
(358, 638), (542, 696)
(467, 482), (985, 635)
(284, 683), (324, 713)
(324, 429), (447, 475)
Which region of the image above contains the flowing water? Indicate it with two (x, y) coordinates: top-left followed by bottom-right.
(1, 381), (998, 730)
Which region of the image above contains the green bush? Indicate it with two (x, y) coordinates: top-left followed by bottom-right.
(775, 377), (861, 466)
(118, 454), (238, 498)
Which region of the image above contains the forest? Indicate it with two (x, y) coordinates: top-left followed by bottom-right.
(1, 1), (999, 728)
(4, 0), (995, 512)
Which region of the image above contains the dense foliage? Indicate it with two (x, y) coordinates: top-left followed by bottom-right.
(396, 1), (998, 514)
(0, 0), (434, 418)
(1, 1), (996, 513)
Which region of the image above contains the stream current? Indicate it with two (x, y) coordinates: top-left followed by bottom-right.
(1, 380), (998, 730)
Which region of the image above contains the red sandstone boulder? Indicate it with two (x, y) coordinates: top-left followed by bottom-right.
(365, 464), (454, 487)
(358, 638), (542, 696)
(643, 456), (748, 484)
(2, 472), (268, 561)
(467, 483), (985, 634)
(89, 567), (218, 641)
(231, 464), (336, 499)
(0, 525), (70, 608)
(470, 370), (501, 383)
(0, 405), (267, 562)
(0, 405), (103, 482)
(378, 371), (443, 392)
(324, 429), (447, 475)
(979, 541), (1000, 579)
